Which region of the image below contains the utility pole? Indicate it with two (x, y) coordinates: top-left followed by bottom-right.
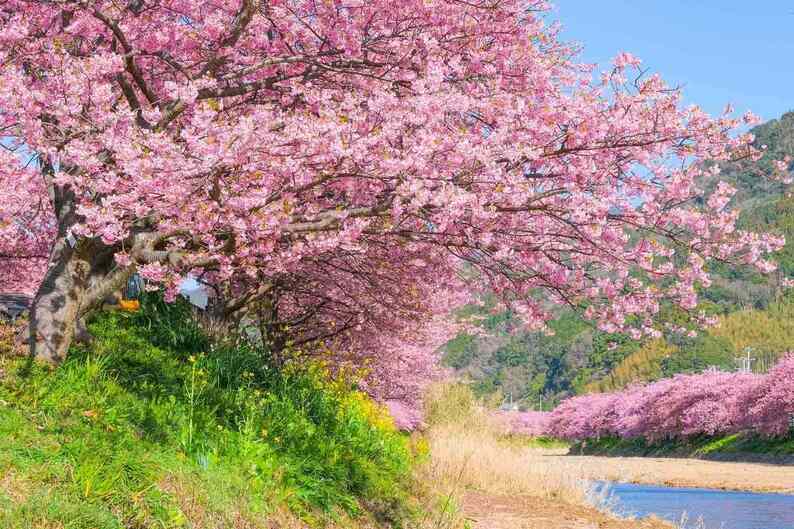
(735, 347), (756, 373)
(503, 392), (518, 411)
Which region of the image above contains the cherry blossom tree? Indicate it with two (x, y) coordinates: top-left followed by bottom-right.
(745, 353), (794, 436)
(547, 391), (618, 440)
(0, 151), (54, 295)
(545, 357), (793, 442)
(496, 410), (551, 437)
(0, 0), (783, 367)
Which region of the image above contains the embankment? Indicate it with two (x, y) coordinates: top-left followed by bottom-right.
(571, 434), (794, 466)
(0, 298), (418, 529)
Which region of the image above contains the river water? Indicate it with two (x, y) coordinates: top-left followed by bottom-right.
(601, 482), (794, 529)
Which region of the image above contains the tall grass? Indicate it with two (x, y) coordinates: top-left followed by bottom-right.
(415, 384), (687, 529)
(417, 382), (590, 528)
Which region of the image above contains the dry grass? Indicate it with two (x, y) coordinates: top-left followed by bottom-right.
(415, 383), (675, 529)
(420, 383), (588, 504)
(0, 318), (26, 358)
(0, 469), (31, 504)
(423, 423), (586, 502)
(460, 490), (674, 529)
(414, 383), (604, 529)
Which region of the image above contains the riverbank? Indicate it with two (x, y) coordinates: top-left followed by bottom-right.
(420, 384), (676, 529)
(424, 427), (677, 529)
(462, 490), (672, 529)
(453, 448), (794, 528)
(555, 452), (794, 494)
(421, 384), (794, 529)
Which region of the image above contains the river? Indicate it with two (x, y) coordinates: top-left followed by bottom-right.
(602, 482), (794, 529)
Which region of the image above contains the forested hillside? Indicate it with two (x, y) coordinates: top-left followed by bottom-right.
(444, 111), (794, 408)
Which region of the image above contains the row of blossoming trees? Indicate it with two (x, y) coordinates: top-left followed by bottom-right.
(500, 354), (794, 441)
(0, 0), (786, 417)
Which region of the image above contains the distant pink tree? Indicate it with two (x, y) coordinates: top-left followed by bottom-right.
(612, 371), (762, 441)
(0, 0), (782, 384)
(745, 353), (794, 436)
(663, 371), (762, 438)
(547, 392), (619, 440)
(547, 356), (792, 442)
(497, 410), (552, 437)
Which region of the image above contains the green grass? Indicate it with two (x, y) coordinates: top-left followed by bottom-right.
(571, 433), (794, 461)
(495, 434), (570, 451)
(0, 298), (415, 528)
(520, 436), (569, 450)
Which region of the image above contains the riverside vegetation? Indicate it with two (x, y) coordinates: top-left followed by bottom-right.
(416, 383), (675, 529)
(422, 383), (794, 528)
(0, 300), (675, 529)
(494, 354), (794, 459)
(3, 299), (793, 529)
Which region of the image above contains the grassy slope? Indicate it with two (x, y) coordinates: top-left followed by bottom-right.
(0, 300), (416, 529)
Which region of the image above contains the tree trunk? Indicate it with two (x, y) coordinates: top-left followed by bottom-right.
(26, 155), (160, 363)
(28, 177), (83, 363)
(28, 234), (125, 363)
(27, 177), (122, 363)
(28, 235), (91, 363)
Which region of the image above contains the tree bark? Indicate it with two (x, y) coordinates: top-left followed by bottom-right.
(28, 236), (90, 363)
(28, 236), (125, 363)
(27, 161), (199, 363)
(27, 178), (121, 363)
(28, 176), (81, 363)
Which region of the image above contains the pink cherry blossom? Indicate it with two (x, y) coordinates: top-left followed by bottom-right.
(0, 1), (783, 416)
(496, 410), (552, 437)
(546, 356), (794, 441)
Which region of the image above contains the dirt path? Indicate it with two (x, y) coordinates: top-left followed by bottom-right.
(462, 491), (672, 529)
(541, 452), (794, 494)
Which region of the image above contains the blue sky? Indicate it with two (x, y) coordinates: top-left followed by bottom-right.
(553, 1), (794, 122)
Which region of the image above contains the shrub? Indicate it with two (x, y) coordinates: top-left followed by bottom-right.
(423, 382), (478, 428)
